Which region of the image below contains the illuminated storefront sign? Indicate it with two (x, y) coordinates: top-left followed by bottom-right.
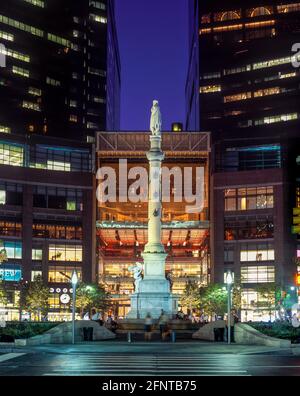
(0, 265), (22, 281)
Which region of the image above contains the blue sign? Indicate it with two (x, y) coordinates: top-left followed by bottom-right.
(0, 265), (22, 282)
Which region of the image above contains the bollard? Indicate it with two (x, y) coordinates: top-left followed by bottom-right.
(171, 331), (176, 343)
(127, 332), (132, 343)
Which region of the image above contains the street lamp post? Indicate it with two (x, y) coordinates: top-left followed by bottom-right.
(71, 270), (78, 345)
(226, 270), (233, 345)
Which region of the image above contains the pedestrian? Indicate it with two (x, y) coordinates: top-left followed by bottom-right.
(158, 310), (170, 341)
(144, 313), (153, 341)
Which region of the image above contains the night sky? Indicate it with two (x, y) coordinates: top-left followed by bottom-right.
(115, 0), (189, 131)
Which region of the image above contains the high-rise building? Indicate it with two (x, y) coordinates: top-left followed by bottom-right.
(0, 0), (120, 141)
(186, 0), (300, 137)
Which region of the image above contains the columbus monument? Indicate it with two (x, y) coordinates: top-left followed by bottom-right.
(127, 101), (178, 319)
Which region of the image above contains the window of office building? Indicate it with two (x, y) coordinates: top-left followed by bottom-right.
(277, 3), (300, 13)
(225, 187), (274, 211)
(33, 187), (83, 211)
(241, 289), (276, 322)
(31, 271), (42, 281)
(2, 241), (22, 259)
(0, 221), (22, 237)
(225, 217), (274, 241)
(0, 182), (23, 205)
(224, 246), (234, 263)
(217, 145), (282, 172)
(33, 224), (82, 240)
(32, 249), (43, 261)
(200, 85), (221, 94)
(248, 7), (273, 17)
(48, 244), (82, 262)
(48, 266), (82, 283)
(241, 265), (275, 284)
(240, 243), (275, 262)
(29, 145), (91, 172)
(0, 142), (24, 167)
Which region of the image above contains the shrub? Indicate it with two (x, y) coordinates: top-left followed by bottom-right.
(0, 322), (60, 341)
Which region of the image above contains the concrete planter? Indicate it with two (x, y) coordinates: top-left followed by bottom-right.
(234, 323), (292, 348)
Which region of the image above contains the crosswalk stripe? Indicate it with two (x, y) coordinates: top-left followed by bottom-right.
(0, 353), (26, 363)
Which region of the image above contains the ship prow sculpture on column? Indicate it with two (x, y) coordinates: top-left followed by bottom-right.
(127, 100), (178, 319)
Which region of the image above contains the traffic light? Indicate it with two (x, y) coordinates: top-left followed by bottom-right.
(292, 208), (300, 234)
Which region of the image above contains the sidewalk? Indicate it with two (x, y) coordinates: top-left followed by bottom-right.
(0, 341), (294, 356)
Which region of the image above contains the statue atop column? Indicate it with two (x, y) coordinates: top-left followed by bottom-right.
(150, 100), (162, 136)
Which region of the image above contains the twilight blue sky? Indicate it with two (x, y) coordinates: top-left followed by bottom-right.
(115, 0), (189, 131)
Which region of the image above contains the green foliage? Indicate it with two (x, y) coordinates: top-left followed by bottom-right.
(199, 284), (228, 316)
(180, 281), (201, 310)
(76, 283), (110, 316)
(0, 279), (8, 306)
(250, 322), (300, 343)
(0, 322), (59, 340)
(22, 275), (50, 320)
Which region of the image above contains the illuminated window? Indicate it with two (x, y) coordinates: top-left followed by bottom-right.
(213, 24), (243, 33)
(47, 33), (70, 48)
(219, 10), (241, 21)
(46, 77), (61, 87)
(0, 47), (29, 63)
(0, 221), (22, 237)
(241, 266), (275, 283)
(253, 87), (280, 97)
(0, 15), (43, 37)
(23, 0), (45, 8)
(48, 266), (82, 283)
(277, 3), (300, 13)
(224, 65), (251, 75)
(89, 14), (107, 24)
(47, 160), (71, 172)
(240, 243), (275, 262)
(32, 249), (43, 260)
(12, 66), (29, 78)
(3, 241), (22, 259)
(0, 143), (24, 167)
(255, 113), (298, 125)
(225, 218), (274, 241)
(89, 1), (106, 10)
(200, 85), (221, 93)
(69, 115), (78, 123)
(225, 187), (274, 212)
(28, 87), (42, 96)
(31, 271), (42, 281)
(0, 191), (5, 205)
(250, 7), (272, 17)
(0, 125), (11, 134)
(201, 14), (211, 24)
(48, 245), (82, 262)
(88, 67), (106, 76)
(66, 201), (76, 211)
(224, 92), (252, 103)
(200, 72), (221, 80)
(0, 30), (14, 41)
(22, 101), (41, 112)
(253, 56), (294, 70)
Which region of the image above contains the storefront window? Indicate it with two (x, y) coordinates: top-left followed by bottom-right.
(31, 270), (42, 281)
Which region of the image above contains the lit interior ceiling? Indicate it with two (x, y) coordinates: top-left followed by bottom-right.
(98, 229), (208, 247)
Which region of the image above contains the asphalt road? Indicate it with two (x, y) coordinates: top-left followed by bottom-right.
(1, 351), (300, 376)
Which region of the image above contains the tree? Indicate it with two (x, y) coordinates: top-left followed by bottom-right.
(180, 281), (201, 312)
(23, 275), (50, 321)
(0, 279), (8, 307)
(76, 283), (110, 318)
(231, 278), (242, 317)
(254, 283), (278, 321)
(199, 284), (227, 317)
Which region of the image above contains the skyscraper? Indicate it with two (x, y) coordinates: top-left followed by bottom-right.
(0, 0), (120, 141)
(186, 0), (300, 138)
